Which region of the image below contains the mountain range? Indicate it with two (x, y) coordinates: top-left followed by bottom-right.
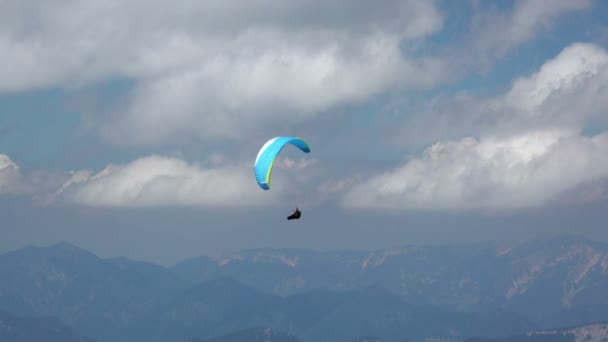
(464, 321), (608, 342)
(0, 235), (607, 341)
(0, 310), (95, 342)
(173, 235), (608, 328)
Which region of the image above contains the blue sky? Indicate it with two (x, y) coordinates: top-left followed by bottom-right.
(1, 0), (608, 265)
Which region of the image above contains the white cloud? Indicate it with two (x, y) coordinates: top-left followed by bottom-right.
(1, 150), (321, 208)
(340, 130), (608, 210)
(470, 0), (592, 68)
(0, 154), (30, 194)
(501, 42), (607, 119)
(0, 0), (445, 145)
(274, 157), (319, 170)
(340, 42), (608, 210)
(0, 154), (79, 201)
(0, 1), (443, 87)
(393, 42), (608, 147)
(0, 152), (320, 208)
(99, 30), (445, 146)
(54, 155), (286, 207)
(315, 176), (362, 206)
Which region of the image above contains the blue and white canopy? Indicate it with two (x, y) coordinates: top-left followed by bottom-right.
(254, 136), (311, 190)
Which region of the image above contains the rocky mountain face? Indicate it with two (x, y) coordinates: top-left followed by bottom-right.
(0, 235), (606, 342)
(173, 235), (608, 328)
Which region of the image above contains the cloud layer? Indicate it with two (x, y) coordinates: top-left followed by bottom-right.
(1, 2), (607, 212)
(393, 42), (608, 147)
(0, 155), (29, 194)
(470, 0), (592, 68)
(340, 42), (608, 210)
(54, 155), (282, 207)
(0, 0), (446, 146)
(41, 152), (317, 208)
(340, 130), (608, 209)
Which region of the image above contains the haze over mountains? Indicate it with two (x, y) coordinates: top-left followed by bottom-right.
(1, 235), (607, 342)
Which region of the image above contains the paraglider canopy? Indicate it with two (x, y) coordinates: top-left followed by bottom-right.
(254, 136), (311, 190)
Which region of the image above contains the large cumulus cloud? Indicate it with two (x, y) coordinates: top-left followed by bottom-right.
(1, 1), (603, 211)
(52, 154), (319, 207)
(0, 0), (446, 146)
(340, 42), (608, 210)
(0, 152), (320, 208)
(54, 156), (271, 207)
(340, 130), (608, 209)
(392, 42), (608, 147)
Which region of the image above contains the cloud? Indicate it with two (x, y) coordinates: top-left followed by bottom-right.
(392, 42), (608, 147)
(0, 1), (443, 89)
(340, 130), (608, 210)
(2, 151), (321, 209)
(469, 0), (592, 69)
(53, 155), (285, 207)
(98, 31), (446, 146)
(557, 179), (608, 205)
(0, 0), (446, 146)
(0, 154), (29, 194)
(0, 154), (79, 201)
(340, 42), (608, 210)
(274, 157), (319, 170)
(315, 176), (362, 206)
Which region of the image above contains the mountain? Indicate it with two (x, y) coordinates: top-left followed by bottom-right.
(0, 310), (96, 342)
(173, 235), (608, 328)
(498, 237), (608, 328)
(172, 248), (370, 296)
(139, 278), (533, 342)
(0, 242), (183, 342)
(133, 277), (288, 342)
(286, 284), (533, 342)
(190, 327), (300, 342)
(0, 236), (606, 341)
(464, 321), (608, 342)
(465, 334), (573, 342)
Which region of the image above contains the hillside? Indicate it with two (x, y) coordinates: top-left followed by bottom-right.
(0, 236), (606, 341)
(0, 310), (96, 342)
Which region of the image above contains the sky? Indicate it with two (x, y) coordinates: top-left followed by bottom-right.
(1, 0), (608, 266)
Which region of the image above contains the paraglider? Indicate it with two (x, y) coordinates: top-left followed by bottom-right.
(254, 136), (310, 220)
(287, 208), (301, 220)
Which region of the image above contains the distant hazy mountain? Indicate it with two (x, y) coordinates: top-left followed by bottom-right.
(464, 322), (608, 342)
(0, 242), (183, 342)
(173, 235), (608, 328)
(0, 310), (96, 342)
(189, 321), (608, 342)
(0, 235), (606, 342)
(189, 327), (300, 342)
(136, 277), (532, 342)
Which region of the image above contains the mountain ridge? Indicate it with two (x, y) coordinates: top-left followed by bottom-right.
(0, 235), (607, 341)
(0, 310), (97, 342)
